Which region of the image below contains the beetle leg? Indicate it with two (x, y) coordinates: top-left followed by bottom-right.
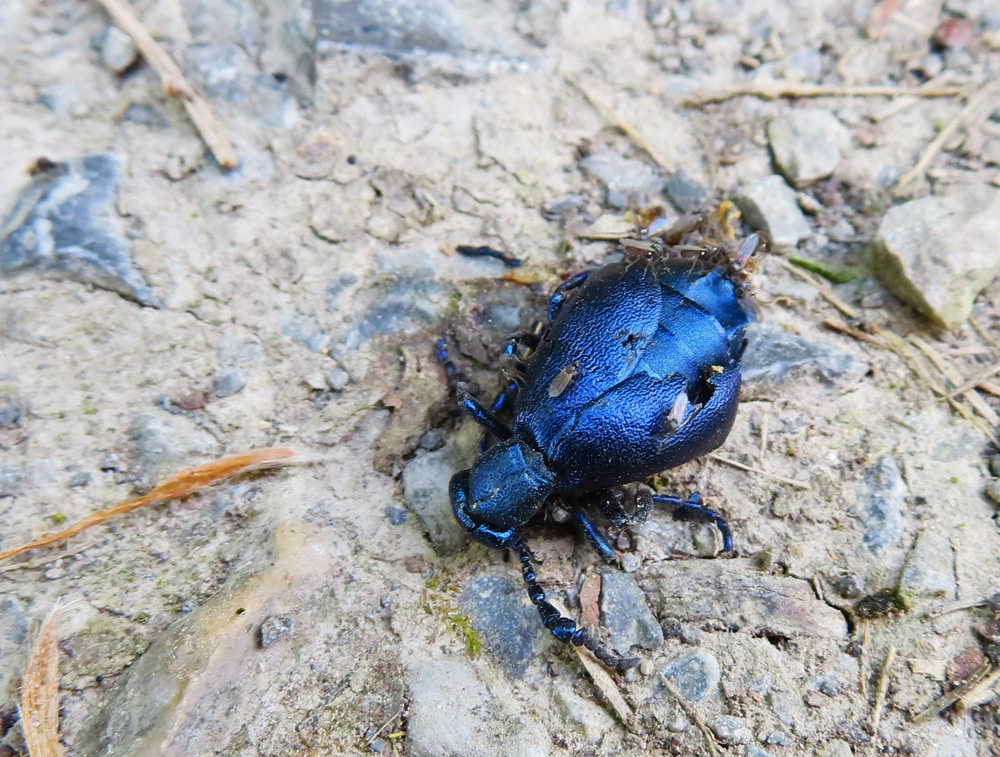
(457, 389), (513, 440)
(513, 537), (639, 673)
(548, 271), (591, 321)
(570, 508), (617, 564)
(652, 492), (733, 553)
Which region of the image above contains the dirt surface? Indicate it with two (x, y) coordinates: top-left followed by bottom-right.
(2, 0), (1000, 755)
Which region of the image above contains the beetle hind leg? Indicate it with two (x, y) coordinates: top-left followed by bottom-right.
(513, 537), (639, 673)
(652, 492), (733, 553)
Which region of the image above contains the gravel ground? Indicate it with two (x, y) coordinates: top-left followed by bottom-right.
(1, 0), (1000, 755)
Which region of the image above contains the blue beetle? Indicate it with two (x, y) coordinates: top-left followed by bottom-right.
(444, 215), (759, 671)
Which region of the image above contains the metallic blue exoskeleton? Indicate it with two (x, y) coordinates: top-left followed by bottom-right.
(445, 229), (758, 672)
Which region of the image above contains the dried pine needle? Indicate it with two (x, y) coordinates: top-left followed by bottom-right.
(0, 448), (298, 563)
(20, 609), (64, 757)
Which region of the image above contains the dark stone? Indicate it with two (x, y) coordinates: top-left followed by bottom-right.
(855, 457), (905, 555)
(663, 169), (708, 213)
(0, 403), (21, 428)
(257, 616), (293, 648)
(459, 575), (543, 677)
(0, 153), (160, 307)
(384, 505), (409, 525)
(69, 471), (92, 487)
(213, 370), (247, 398)
(600, 571), (664, 653)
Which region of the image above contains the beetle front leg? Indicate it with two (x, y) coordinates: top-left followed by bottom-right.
(548, 271), (591, 321)
(570, 508), (617, 564)
(652, 492), (733, 553)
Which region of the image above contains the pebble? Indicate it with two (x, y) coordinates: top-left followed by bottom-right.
(0, 598), (30, 697)
(814, 740), (853, 757)
(985, 479), (1000, 506)
(580, 151), (662, 209)
(662, 169), (708, 212)
(324, 368), (349, 391)
(99, 452), (122, 471)
(854, 457), (906, 555)
(553, 685), (615, 741)
(600, 571), (664, 654)
(660, 649), (721, 702)
(763, 730), (788, 746)
(129, 408), (218, 480)
(0, 462), (24, 497)
(735, 175), (811, 250)
(748, 747), (775, 757)
(406, 657), (549, 757)
(898, 529), (957, 606)
(303, 371), (327, 391)
(384, 505), (409, 525)
(872, 185), (1000, 329)
(257, 616), (292, 648)
(459, 575), (543, 678)
(69, 471), (92, 487)
(640, 560), (848, 639)
(213, 370), (247, 398)
(0, 154), (161, 307)
(740, 322), (867, 393)
(401, 447), (469, 555)
(767, 109), (850, 187)
(709, 715), (753, 745)
(99, 26), (138, 73)
(620, 553), (642, 573)
(0, 402), (21, 428)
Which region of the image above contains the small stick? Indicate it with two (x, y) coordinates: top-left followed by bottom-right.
(823, 317), (883, 346)
(911, 660), (993, 723)
(0, 448), (297, 562)
(771, 257), (859, 319)
(969, 316), (1000, 351)
(565, 76), (673, 171)
(684, 81), (968, 106)
(897, 80), (1000, 186)
(949, 359), (1000, 398)
(871, 645), (897, 735)
(910, 335), (1000, 427)
(662, 678), (720, 757)
(859, 620), (870, 699)
(709, 453), (811, 490)
(91, 0), (238, 169)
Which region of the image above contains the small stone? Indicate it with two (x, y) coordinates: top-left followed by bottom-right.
(667, 715), (689, 732)
(663, 169), (708, 212)
(402, 446), (469, 555)
(989, 454), (1000, 478)
(257, 616), (292, 648)
(553, 685), (615, 741)
(384, 505), (409, 525)
(855, 457), (906, 555)
(803, 689), (828, 708)
(748, 747), (775, 757)
(303, 371), (327, 391)
(872, 185), (1000, 329)
(0, 598), (30, 696)
(129, 409), (217, 481)
(621, 553), (642, 573)
(735, 175), (811, 250)
(898, 529), (957, 607)
(768, 109), (850, 187)
(0, 403), (21, 428)
(709, 715), (752, 745)
(580, 151), (662, 209)
(600, 571), (664, 654)
(814, 740), (853, 757)
(213, 370), (247, 398)
(99, 26), (138, 73)
(99, 452), (121, 471)
(459, 575), (543, 677)
(68, 471), (92, 488)
(325, 368), (349, 391)
(418, 428), (445, 451)
(175, 391), (207, 411)
(985, 479), (1000, 506)
(661, 649), (721, 702)
(764, 730), (788, 746)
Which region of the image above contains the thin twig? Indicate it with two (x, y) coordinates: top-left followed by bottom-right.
(970, 316), (1000, 351)
(91, 0), (238, 169)
(709, 454), (811, 490)
(661, 678), (720, 757)
(565, 76), (673, 171)
(912, 660), (994, 723)
(772, 257), (859, 319)
(910, 335), (1000, 427)
(897, 80), (1000, 186)
(871, 645), (897, 736)
(684, 81), (968, 106)
(823, 317), (883, 346)
(950, 360), (1000, 398)
(859, 620), (870, 699)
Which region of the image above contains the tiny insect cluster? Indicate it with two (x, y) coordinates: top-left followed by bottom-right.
(443, 209), (760, 671)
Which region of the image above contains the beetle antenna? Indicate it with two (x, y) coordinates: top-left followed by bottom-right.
(512, 536), (640, 673)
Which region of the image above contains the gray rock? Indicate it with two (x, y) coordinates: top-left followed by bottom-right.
(709, 715), (752, 745)
(69, 470), (92, 487)
(0, 154), (160, 307)
(0, 461), (23, 497)
(357, 277), (453, 341)
(99, 26), (138, 73)
(814, 740), (853, 757)
(660, 649), (721, 702)
(384, 505), (409, 525)
(640, 560), (848, 639)
(985, 479), (1000, 506)
(406, 657), (549, 757)
(872, 185), (1000, 329)
(741, 322), (867, 392)
(325, 368), (349, 391)
(854, 457), (906, 555)
(600, 570), (664, 654)
(459, 575), (543, 678)
(735, 175), (811, 250)
(213, 370), (247, 398)
(748, 748), (775, 757)
(402, 446), (469, 555)
(217, 335), (262, 366)
(257, 616), (292, 648)
(0, 402), (21, 428)
(129, 409), (218, 481)
(580, 151), (663, 210)
(552, 684), (615, 740)
(663, 169), (708, 213)
(898, 529), (956, 607)
(0, 598), (29, 699)
(767, 109), (850, 187)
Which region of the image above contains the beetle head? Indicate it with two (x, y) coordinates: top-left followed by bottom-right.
(450, 439), (555, 548)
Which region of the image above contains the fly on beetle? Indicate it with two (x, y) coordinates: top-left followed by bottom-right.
(441, 204), (760, 672)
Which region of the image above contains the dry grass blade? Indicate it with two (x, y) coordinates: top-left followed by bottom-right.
(91, 0), (238, 169)
(708, 453), (811, 489)
(684, 81), (967, 106)
(661, 678), (720, 757)
(912, 660), (994, 723)
(20, 609), (64, 757)
(871, 645), (897, 735)
(771, 257), (859, 319)
(0, 448), (297, 563)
